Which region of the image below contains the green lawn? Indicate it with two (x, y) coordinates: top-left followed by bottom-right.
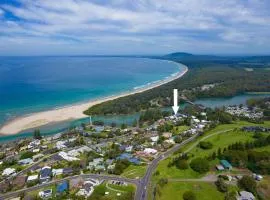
(155, 121), (260, 179)
(121, 164), (147, 179)
(90, 182), (136, 199)
(188, 129), (255, 159)
(172, 125), (190, 135)
(156, 182), (224, 200)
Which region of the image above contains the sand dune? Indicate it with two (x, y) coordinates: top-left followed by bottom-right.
(0, 64), (188, 135)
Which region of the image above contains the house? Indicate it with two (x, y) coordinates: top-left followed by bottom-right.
(63, 168), (73, 175)
(39, 189), (53, 198)
(27, 174), (39, 182)
(32, 148), (40, 153)
(162, 132), (172, 139)
(52, 168), (63, 176)
(58, 151), (79, 161)
(57, 181), (68, 194)
(253, 173), (263, 181)
(56, 141), (67, 150)
(2, 168), (16, 176)
(76, 179), (100, 197)
(12, 176), (26, 188)
(216, 165), (225, 171)
(87, 158), (104, 170)
(32, 153), (44, 161)
(237, 191), (255, 200)
(40, 166), (52, 183)
(28, 140), (41, 149)
(220, 160), (232, 170)
(125, 146), (133, 152)
(150, 136), (159, 143)
(20, 146), (28, 151)
(18, 158), (33, 165)
(144, 148), (157, 155)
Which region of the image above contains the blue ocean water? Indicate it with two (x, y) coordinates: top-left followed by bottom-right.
(0, 56), (181, 126)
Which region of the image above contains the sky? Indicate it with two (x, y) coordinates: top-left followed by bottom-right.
(0, 0), (270, 56)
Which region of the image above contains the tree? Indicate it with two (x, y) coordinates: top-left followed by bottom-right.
(121, 123), (127, 129)
(215, 178), (228, 192)
(176, 159), (189, 169)
(199, 141), (213, 149)
(238, 175), (257, 194)
(190, 158), (209, 173)
(224, 191), (237, 200)
(33, 129), (42, 139)
(174, 135), (183, 143)
(183, 191), (196, 200)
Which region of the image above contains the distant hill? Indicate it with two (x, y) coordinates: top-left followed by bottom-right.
(164, 52), (194, 59)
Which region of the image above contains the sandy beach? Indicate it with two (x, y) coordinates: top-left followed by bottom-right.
(0, 63), (188, 135)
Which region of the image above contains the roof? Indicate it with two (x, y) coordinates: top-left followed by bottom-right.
(220, 160), (232, 168)
(57, 181), (68, 193)
(239, 191), (255, 200)
(40, 167), (52, 179)
(27, 174), (38, 181)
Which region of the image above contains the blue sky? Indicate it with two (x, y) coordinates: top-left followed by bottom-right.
(0, 0), (270, 56)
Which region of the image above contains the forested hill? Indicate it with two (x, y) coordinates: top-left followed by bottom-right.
(84, 54), (270, 116)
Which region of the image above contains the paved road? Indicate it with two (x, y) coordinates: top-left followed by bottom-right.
(135, 133), (200, 200)
(0, 174), (138, 200)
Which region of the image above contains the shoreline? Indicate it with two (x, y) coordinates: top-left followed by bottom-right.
(0, 62), (188, 135)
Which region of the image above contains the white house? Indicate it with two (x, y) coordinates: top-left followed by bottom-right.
(58, 151), (79, 162)
(144, 148), (157, 155)
(27, 174), (39, 182)
(52, 168), (63, 176)
(2, 168), (16, 176)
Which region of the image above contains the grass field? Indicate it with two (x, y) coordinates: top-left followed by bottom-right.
(90, 182), (135, 199)
(121, 164), (147, 179)
(156, 182), (224, 200)
(172, 125), (190, 135)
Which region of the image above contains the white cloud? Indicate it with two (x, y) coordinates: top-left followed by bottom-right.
(0, 0), (270, 55)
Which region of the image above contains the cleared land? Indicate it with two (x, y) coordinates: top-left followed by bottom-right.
(156, 182), (224, 200)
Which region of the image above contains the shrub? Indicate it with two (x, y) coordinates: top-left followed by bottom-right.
(199, 141), (213, 149)
(183, 191), (196, 200)
(215, 178), (228, 192)
(176, 159), (189, 169)
(238, 175), (257, 194)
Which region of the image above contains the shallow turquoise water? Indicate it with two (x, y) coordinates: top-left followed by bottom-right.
(0, 56), (181, 126)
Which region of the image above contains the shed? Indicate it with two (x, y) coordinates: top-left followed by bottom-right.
(220, 160), (232, 170)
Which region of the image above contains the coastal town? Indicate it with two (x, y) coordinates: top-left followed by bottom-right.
(0, 98), (269, 200)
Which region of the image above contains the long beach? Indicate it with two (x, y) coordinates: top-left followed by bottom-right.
(0, 63), (188, 135)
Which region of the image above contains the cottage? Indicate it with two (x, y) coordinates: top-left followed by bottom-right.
(18, 158), (33, 165)
(27, 174), (39, 182)
(2, 168), (16, 176)
(237, 191), (255, 200)
(162, 132), (172, 139)
(40, 166), (52, 183)
(32, 153), (44, 161)
(63, 168), (73, 175)
(52, 168), (63, 176)
(144, 148), (157, 155)
(216, 165), (225, 171)
(39, 189), (53, 198)
(220, 160), (232, 170)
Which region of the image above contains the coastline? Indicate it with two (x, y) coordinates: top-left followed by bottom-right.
(0, 62), (188, 135)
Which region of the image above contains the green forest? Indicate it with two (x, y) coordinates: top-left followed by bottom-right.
(84, 54), (270, 115)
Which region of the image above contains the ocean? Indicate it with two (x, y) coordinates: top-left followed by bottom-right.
(0, 56), (182, 128)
